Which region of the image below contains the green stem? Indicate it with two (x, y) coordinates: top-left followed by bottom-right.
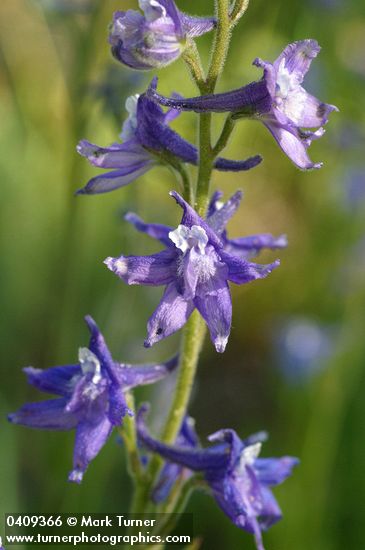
(213, 114), (236, 156)
(159, 311), (206, 445)
(182, 42), (207, 94)
(137, 312), (206, 512)
(206, 0), (231, 92)
(120, 393), (145, 484)
(230, 0), (250, 25)
(195, 112), (214, 216)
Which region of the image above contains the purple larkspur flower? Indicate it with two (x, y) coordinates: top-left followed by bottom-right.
(137, 405), (298, 550)
(148, 40), (338, 169)
(8, 316), (178, 483)
(105, 190), (281, 353)
(109, 0), (215, 70)
(77, 89), (261, 195)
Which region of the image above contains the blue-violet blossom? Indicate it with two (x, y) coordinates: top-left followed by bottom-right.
(110, 0), (215, 70)
(77, 90), (261, 195)
(8, 316), (178, 483)
(137, 405), (299, 550)
(105, 190), (283, 353)
(147, 40), (339, 169)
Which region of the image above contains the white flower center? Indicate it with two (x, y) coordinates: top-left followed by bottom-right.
(275, 59), (306, 124)
(169, 225), (208, 254)
(238, 443), (262, 471)
(121, 94), (140, 141)
(78, 347), (102, 385)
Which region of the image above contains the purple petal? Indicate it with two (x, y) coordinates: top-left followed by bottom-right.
(124, 212), (173, 247)
(84, 316), (114, 368)
(76, 162), (154, 195)
(8, 399), (78, 431)
(294, 91), (339, 127)
(221, 252), (280, 285)
(147, 79), (272, 115)
(254, 456), (299, 486)
(214, 155), (263, 172)
(136, 94), (198, 164)
(144, 283), (194, 347)
(118, 355), (179, 389)
(263, 119), (323, 170)
(194, 277), (232, 353)
(137, 405), (230, 472)
(273, 39), (321, 83)
(226, 234), (288, 258)
(76, 138), (150, 169)
(23, 365), (80, 397)
(207, 429), (244, 472)
(108, 383), (133, 425)
(156, 0), (183, 36)
(64, 376), (106, 416)
(180, 12), (216, 37)
(207, 191), (243, 235)
(104, 249), (177, 286)
(69, 415), (113, 483)
(257, 487), (283, 530)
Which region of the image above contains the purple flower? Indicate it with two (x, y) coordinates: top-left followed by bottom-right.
(77, 90), (262, 195)
(8, 316), (178, 483)
(137, 405), (299, 550)
(147, 40), (338, 169)
(105, 190), (281, 353)
(109, 1), (216, 70)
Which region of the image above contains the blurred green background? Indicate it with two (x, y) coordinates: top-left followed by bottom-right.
(1, 0), (365, 549)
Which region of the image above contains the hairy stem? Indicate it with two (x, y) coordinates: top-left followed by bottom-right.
(206, 0), (231, 92)
(230, 0), (250, 25)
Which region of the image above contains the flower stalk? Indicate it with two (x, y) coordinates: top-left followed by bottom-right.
(137, 1), (235, 519)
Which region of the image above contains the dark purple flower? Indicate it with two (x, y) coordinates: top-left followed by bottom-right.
(109, 1), (216, 70)
(137, 405), (299, 550)
(77, 90), (262, 195)
(105, 191), (280, 353)
(147, 40), (338, 169)
(8, 316), (178, 483)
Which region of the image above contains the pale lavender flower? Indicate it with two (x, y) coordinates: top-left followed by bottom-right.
(105, 191), (280, 353)
(110, 0), (215, 70)
(274, 317), (334, 383)
(8, 316), (178, 483)
(147, 40), (338, 169)
(137, 405), (299, 550)
(77, 90), (261, 195)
